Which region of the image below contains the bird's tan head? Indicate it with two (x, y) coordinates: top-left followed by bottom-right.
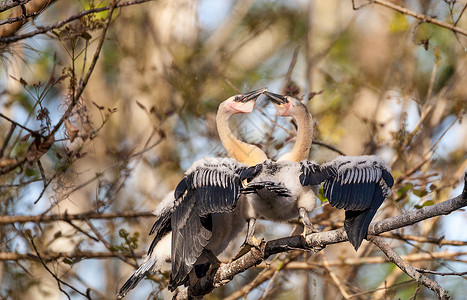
(264, 91), (306, 117)
(223, 88), (268, 114)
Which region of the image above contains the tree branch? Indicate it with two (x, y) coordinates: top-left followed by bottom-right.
(353, 0), (467, 37)
(188, 189), (466, 297)
(369, 236), (450, 300)
(0, 210), (154, 225)
(0, 0), (30, 13)
(0, 250), (145, 262)
(29, 236), (91, 299)
(0, 0), (156, 44)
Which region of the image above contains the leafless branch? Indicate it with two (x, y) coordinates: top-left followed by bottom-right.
(0, 250), (145, 262)
(29, 236), (91, 299)
(414, 268), (467, 277)
(321, 253), (351, 299)
(369, 236), (450, 300)
(182, 188), (467, 298)
(380, 232), (467, 247)
(0, 210), (154, 224)
(0, 0), (156, 44)
(49, 0), (118, 138)
(0, 0), (30, 13)
(254, 250), (467, 269)
(353, 0), (467, 37)
(0, 122), (16, 157)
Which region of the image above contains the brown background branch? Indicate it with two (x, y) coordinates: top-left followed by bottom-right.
(0, 250), (145, 262)
(0, 0), (155, 43)
(0, 0), (30, 13)
(0, 210), (155, 225)
(0, 0), (55, 38)
(369, 236), (450, 299)
(354, 0), (467, 37)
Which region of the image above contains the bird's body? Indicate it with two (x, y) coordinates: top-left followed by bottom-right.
(241, 92), (394, 250)
(245, 160), (318, 221)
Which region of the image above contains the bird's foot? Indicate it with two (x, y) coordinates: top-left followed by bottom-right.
(247, 235), (264, 249)
(232, 236), (264, 261)
(311, 245), (324, 253)
(302, 224), (320, 237)
(302, 230), (324, 253)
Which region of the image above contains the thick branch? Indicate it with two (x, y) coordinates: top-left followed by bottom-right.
(305, 195), (466, 248)
(190, 192), (466, 297)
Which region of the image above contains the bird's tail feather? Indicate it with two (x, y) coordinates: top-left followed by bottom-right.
(117, 255), (158, 299)
(344, 208), (378, 250)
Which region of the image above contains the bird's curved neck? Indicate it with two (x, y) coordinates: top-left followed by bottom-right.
(279, 108), (313, 162)
(216, 106), (267, 166)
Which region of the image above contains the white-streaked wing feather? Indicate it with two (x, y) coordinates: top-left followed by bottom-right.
(169, 157), (248, 290)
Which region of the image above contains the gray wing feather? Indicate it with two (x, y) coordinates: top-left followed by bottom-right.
(316, 155), (393, 250)
(322, 156), (393, 211)
(168, 158), (247, 291)
(299, 161), (336, 186)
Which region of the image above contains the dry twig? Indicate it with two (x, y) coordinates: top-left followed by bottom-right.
(369, 236), (450, 299)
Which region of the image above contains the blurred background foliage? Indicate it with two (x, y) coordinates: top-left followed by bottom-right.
(0, 0), (466, 299)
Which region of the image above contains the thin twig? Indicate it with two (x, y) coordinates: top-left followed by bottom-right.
(253, 250), (467, 269)
(0, 112), (40, 135)
(281, 46), (300, 93)
(414, 268), (467, 276)
(29, 236), (91, 299)
(0, 0), (156, 43)
(0, 123), (16, 157)
(354, 0), (467, 37)
(321, 253), (350, 299)
(49, 0), (118, 137)
(379, 232), (467, 247)
(312, 140), (346, 156)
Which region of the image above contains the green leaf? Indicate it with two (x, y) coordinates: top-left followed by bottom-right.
(415, 200), (434, 209)
(397, 183), (414, 197)
(413, 189), (428, 198)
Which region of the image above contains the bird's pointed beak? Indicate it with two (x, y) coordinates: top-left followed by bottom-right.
(235, 87), (268, 103)
(264, 91), (289, 104)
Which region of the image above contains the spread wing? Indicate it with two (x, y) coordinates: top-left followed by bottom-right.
(168, 158), (247, 291)
(300, 156), (393, 250)
(299, 161), (337, 186)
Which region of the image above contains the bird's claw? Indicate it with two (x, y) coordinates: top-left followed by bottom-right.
(247, 235), (264, 249)
(302, 224), (320, 237)
(232, 236), (264, 261)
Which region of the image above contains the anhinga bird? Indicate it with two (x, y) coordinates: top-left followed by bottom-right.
(117, 88), (268, 298)
(242, 155), (394, 250)
(242, 92), (394, 250)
